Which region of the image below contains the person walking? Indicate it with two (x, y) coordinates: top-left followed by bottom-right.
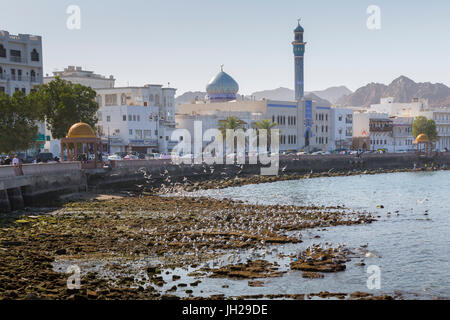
(13, 154), (24, 176)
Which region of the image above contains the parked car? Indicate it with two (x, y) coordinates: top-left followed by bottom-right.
(38, 152), (54, 163)
(123, 154), (139, 160)
(108, 154), (122, 161)
(159, 153), (171, 160)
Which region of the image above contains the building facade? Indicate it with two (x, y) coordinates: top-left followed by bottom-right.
(331, 107), (354, 150)
(0, 30), (46, 154)
(44, 66), (115, 89)
(0, 30), (43, 95)
(176, 22), (335, 154)
(44, 66), (177, 155)
(368, 97), (450, 151)
(95, 85), (177, 154)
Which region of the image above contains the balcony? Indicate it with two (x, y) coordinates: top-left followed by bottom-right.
(370, 126), (393, 133)
(10, 56), (26, 63)
(0, 74), (42, 83)
(129, 139), (158, 146)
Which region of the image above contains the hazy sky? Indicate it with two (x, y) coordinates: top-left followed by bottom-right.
(1, 0), (449, 95)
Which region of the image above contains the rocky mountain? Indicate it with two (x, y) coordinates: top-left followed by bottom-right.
(304, 93), (332, 107)
(175, 91), (207, 105)
(249, 86), (351, 104)
(336, 76), (450, 108)
(310, 86), (352, 104)
(250, 87), (295, 101)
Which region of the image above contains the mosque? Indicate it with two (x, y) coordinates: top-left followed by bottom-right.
(176, 21), (334, 153)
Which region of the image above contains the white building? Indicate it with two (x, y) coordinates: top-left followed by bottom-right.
(0, 30), (45, 154)
(44, 66), (177, 155)
(44, 66), (115, 89)
(392, 117), (414, 152)
(96, 85), (177, 154)
(0, 30), (43, 95)
(368, 97), (450, 151)
(331, 107), (354, 150)
(176, 69), (334, 153)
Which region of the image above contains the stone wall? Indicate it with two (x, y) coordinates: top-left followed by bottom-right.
(0, 162), (86, 212)
(2, 153), (449, 211)
(89, 153), (450, 191)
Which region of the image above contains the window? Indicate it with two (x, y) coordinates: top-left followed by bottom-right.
(30, 70), (36, 82)
(105, 94), (117, 106)
(136, 130), (143, 139)
(106, 116), (111, 122)
(155, 130), (158, 136)
(144, 130), (151, 139)
(149, 94), (154, 102)
(30, 49), (39, 62)
(123, 115), (126, 121)
(0, 87), (4, 93)
(137, 115), (140, 121)
(128, 115), (132, 121)
(10, 50), (21, 62)
(155, 94), (160, 105)
(129, 129), (133, 136)
(133, 115), (136, 121)
(0, 45), (6, 58)
(96, 95), (102, 106)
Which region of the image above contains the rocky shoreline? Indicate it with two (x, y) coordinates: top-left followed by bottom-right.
(2, 168), (436, 300)
(145, 167), (448, 194)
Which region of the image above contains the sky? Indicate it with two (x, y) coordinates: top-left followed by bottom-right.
(1, 0), (449, 95)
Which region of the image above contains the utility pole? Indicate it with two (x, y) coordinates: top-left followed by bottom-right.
(108, 126), (111, 154)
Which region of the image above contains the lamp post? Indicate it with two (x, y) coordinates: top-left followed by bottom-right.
(108, 126), (111, 155)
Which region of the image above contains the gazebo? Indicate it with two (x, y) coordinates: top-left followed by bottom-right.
(413, 133), (432, 154)
(61, 122), (103, 169)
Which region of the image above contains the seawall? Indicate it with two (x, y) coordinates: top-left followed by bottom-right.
(1, 153), (448, 212)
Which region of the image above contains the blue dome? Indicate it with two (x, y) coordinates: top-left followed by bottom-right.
(206, 70), (239, 95)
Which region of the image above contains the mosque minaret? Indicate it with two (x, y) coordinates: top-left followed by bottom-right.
(292, 19), (306, 100)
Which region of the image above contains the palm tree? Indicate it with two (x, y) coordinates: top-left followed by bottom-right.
(218, 116), (246, 138)
(254, 119), (278, 152)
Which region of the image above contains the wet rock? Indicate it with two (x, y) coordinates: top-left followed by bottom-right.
(301, 272), (324, 279)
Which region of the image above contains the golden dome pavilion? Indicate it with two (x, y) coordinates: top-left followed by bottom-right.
(414, 133), (429, 144)
(66, 122), (96, 138)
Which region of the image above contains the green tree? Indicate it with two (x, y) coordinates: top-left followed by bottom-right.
(412, 116), (438, 142)
(0, 91), (39, 154)
(254, 119), (278, 151)
(31, 77), (99, 139)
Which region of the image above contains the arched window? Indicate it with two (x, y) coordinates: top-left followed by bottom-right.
(121, 93), (127, 105)
(30, 70), (36, 82)
(149, 94), (154, 102)
(0, 45), (5, 58)
(155, 94), (160, 105)
(31, 49), (39, 62)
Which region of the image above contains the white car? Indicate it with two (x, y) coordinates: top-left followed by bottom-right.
(108, 154), (122, 161)
(123, 154), (139, 160)
(160, 153), (171, 159)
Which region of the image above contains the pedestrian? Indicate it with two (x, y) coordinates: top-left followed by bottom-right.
(13, 154), (23, 176)
(413, 162), (417, 170)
